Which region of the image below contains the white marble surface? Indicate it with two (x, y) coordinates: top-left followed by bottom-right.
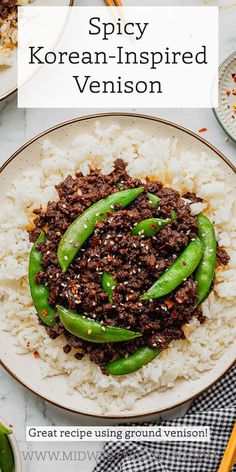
(0, 1), (236, 471)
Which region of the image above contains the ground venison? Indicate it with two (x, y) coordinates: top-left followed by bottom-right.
(30, 159), (229, 368)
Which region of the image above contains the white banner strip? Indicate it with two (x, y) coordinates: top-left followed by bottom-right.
(18, 6), (218, 108)
(26, 426), (210, 442)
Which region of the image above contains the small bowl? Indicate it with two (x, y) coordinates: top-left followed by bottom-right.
(213, 51), (236, 142)
(0, 417), (22, 472)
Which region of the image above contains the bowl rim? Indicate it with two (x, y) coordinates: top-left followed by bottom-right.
(0, 111), (235, 420)
(0, 417), (22, 472)
(212, 51), (236, 144)
(0, 0), (75, 103)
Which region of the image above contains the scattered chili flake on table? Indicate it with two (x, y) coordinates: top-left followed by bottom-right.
(198, 128), (208, 133)
(226, 90), (231, 97)
(34, 351), (39, 359)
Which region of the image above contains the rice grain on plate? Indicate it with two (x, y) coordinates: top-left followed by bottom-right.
(0, 122), (235, 412)
(0, 1), (31, 66)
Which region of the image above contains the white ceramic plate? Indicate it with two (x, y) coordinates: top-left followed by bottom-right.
(0, 0), (74, 102)
(0, 417), (22, 472)
(0, 113), (235, 420)
(213, 52), (236, 143)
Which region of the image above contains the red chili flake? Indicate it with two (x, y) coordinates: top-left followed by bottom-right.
(91, 236), (100, 248)
(232, 89), (236, 96)
(164, 300), (174, 309)
(41, 309), (48, 317)
(226, 90), (231, 97)
(9, 424), (13, 428)
(34, 351), (39, 359)
(198, 128), (208, 133)
(232, 73), (236, 83)
(26, 341), (30, 347)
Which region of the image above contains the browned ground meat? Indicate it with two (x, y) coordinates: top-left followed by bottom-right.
(29, 159), (229, 368)
(0, 0), (16, 20)
(217, 247), (230, 266)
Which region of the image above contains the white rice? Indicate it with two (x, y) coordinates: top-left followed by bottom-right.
(0, 1), (31, 66)
(0, 121), (236, 413)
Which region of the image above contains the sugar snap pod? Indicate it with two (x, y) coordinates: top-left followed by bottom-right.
(141, 238), (203, 300)
(58, 187), (145, 271)
(29, 232), (55, 327)
(195, 214), (217, 304)
(57, 306), (142, 343)
(0, 424), (14, 472)
(105, 346), (162, 375)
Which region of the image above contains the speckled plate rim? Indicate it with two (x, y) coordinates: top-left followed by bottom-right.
(0, 0), (75, 103)
(0, 112), (235, 420)
(213, 51), (236, 143)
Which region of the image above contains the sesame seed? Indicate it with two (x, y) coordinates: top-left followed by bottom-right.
(83, 224), (88, 229)
(64, 256), (68, 260)
(87, 329), (92, 335)
(101, 327), (106, 331)
(107, 282), (111, 287)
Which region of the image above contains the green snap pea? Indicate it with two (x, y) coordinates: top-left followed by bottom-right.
(58, 188), (144, 271)
(29, 233), (55, 327)
(0, 426), (11, 437)
(101, 272), (117, 303)
(147, 192), (160, 208)
(132, 218), (171, 237)
(141, 238), (203, 300)
(105, 346), (162, 375)
(195, 214), (217, 305)
(57, 306), (142, 343)
(0, 424), (14, 472)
